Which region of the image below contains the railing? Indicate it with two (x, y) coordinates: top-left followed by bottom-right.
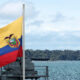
(0, 67), (49, 80)
(0, 60), (49, 80)
(34, 66), (49, 80)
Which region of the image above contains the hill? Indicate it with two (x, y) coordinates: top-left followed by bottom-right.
(25, 49), (80, 61)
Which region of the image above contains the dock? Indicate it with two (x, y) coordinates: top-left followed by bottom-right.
(0, 58), (49, 80)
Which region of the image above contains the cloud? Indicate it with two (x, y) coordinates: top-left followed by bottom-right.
(25, 10), (80, 50)
(26, 1), (39, 20)
(52, 12), (74, 23)
(29, 20), (44, 27)
(0, 1), (39, 28)
(25, 11), (79, 37)
(25, 24), (60, 37)
(0, 2), (22, 20)
(52, 13), (65, 22)
(25, 31), (80, 50)
(0, 1), (39, 20)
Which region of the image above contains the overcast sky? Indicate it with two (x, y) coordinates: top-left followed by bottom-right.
(0, 0), (80, 50)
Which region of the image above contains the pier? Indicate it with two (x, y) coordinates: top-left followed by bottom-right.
(0, 58), (49, 80)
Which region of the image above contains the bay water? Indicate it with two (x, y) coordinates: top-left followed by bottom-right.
(33, 61), (80, 80)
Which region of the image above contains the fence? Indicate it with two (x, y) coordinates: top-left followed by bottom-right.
(34, 66), (49, 80)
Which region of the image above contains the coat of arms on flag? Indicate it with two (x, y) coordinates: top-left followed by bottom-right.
(4, 34), (20, 48)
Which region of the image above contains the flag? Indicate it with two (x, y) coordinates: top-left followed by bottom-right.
(0, 16), (23, 68)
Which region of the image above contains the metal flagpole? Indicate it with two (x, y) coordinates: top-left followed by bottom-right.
(22, 4), (25, 80)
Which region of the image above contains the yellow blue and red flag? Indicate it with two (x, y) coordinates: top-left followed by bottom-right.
(0, 16), (23, 67)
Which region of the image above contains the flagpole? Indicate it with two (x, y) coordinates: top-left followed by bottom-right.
(22, 4), (25, 80)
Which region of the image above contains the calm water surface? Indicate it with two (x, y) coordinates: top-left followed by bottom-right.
(33, 61), (80, 80)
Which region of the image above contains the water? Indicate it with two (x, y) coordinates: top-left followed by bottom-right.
(33, 61), (80, 80)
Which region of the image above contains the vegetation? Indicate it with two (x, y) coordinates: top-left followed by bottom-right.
(25, 49), (80, 61)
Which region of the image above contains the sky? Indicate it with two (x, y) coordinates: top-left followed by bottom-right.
(0, 0), (80, 50)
